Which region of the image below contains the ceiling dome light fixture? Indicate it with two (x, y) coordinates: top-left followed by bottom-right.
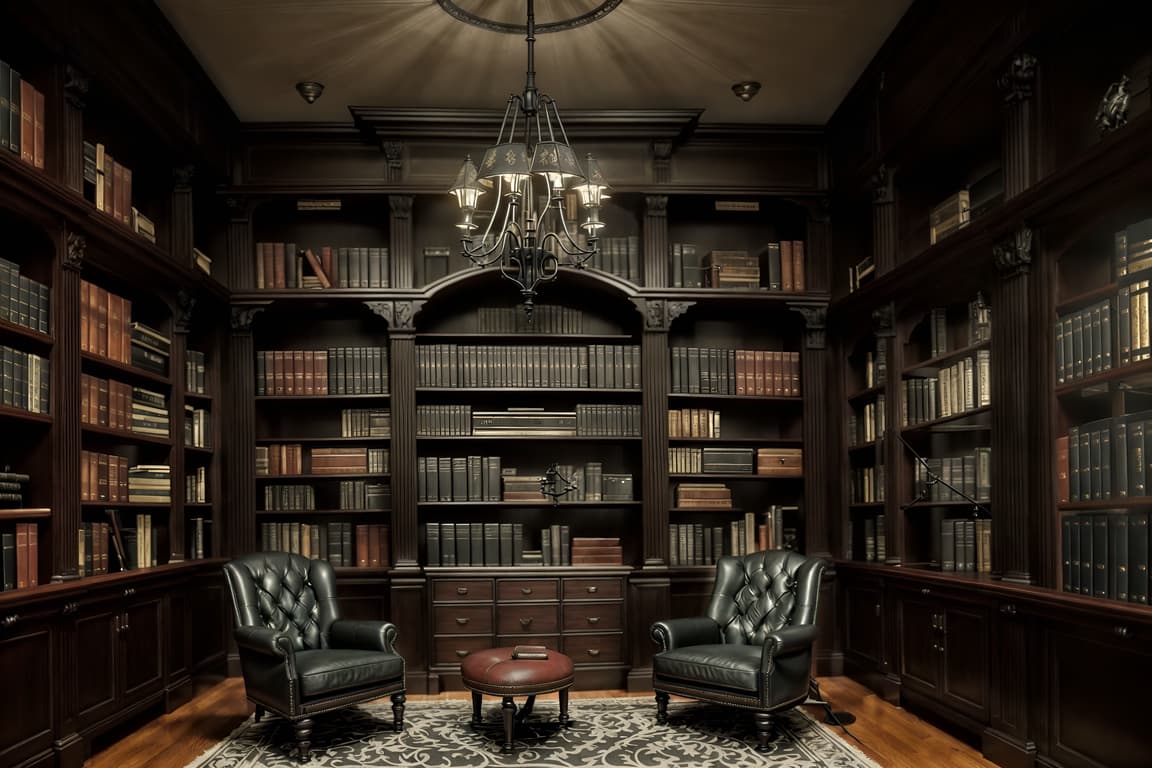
(450, 0), (609, 318)
(731, 81), (762, 102)
(295, 81), (325, 104)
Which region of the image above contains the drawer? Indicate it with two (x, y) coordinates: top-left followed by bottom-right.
(562, 602), (624, 632)
(497, 604), (559, 635)
(497, 578), (559, 602)
(434, 604), (493, 634)
(563, 633), (624, 664)
(433, 579), (493, 602)
(563, 578), (623, 600)
(433, 635), (495, 665)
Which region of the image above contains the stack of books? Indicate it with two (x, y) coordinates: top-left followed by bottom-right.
(131, 386), (169, 437)
(128, 464), (171, 503)
(130, 322), (170, 376)
(704, 249), (760, 289)
(675, 483), (733, 509)
(929, 190), (971, 245)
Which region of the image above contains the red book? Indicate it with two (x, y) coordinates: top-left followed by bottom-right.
(33, 86), (44, 169)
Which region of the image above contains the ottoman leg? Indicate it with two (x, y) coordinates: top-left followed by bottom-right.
(559, 688), (571, 727)
(501, 697), (516, 753)
(471, 691), (483, 728)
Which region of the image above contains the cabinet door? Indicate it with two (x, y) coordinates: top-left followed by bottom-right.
(896, 595), (940, 695)
(74, 608), (120, 729)
(939, 603), (989, 723)
(842, 579), (884, 670)
(0, 616), (54, 768)
(121, 594), (164, 704)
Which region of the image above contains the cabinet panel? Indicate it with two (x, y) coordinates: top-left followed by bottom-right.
(433, 635), (494, 665)
(433, 604), (493, 635)
(434, 579), (493, 602)
(563, 633), (625, 664)
(897, 596), (940, 694)
(122, 596), (164, 702)
(563, 578), (623, 600)
(498, 578), (558, 601)
(939, 604), (988, 722)
(843, 579), (884, 667)
(0, 625), (53, 768)
(74, 609), (119, 728)
(496, 604), (559, 635)
(562, 602), (624, 632)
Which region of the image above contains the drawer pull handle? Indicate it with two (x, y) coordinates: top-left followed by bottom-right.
(457, 587), (469, 595)
(520, 617), (533, 627)
(455, 617), (470, 625)
(1115, 626), (1131, 639)
(455, 649), (469, 658)
(521, 587), (533, 595)
(920, 588), (931, 596)
(586, 586), (598, 594)
(586, 648), (601, 657)
(587, 616), (601, 625)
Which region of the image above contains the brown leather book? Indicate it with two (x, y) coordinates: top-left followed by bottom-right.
(792, 241), (805, 292)
(19, 79), (33, 164)
(512, 644), (549, 659)
(304, 248), (332, 289)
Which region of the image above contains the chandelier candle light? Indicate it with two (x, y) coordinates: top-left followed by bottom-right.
(450, 0), (609, 318)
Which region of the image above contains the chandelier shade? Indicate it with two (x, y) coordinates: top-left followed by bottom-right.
(449, 0), (609, 317)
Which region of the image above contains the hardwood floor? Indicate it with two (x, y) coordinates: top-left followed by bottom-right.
(83, 676), (998, 768)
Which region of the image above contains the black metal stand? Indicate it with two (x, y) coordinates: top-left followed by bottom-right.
(806, 679), (861, 742)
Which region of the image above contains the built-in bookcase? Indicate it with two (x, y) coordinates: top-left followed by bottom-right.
(843, 328), (886, 563)
(251, 300), (393, 570)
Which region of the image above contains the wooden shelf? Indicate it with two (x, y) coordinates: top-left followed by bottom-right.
(419, 333), (635, 342)
(846, 385), (885, 404)
(0, 404), (52, 424)
(256, 508), (390, 516)
(419, 501), (642, 508)
(667, 392), (802, 402)
(0, 508), (51, 520)
(1055, 358), (1152, 398)
(901, 405), (992, 433)
(81, 352), (171, 386)
(1058, 497), (1152, 511)
(82, 424), (172, 446)
(903, 339), (992, 377)
(848, 502), (885, 509)
(80, 501), (173, 508)
(183, 391), (213, 404)
(1056, 280), (1119, 315)
(669, 473), (799, 480)
(668, 437), (803, 445)
(184, 444), (214, 455)
(415, 434), (641, 441)
(669, 506), (744, 513)
(0, 317), (53, 347)
(255, 473), (390, 480)
(255, 436), (390, 444)
(417, 387), (641, 394)
(256, 393), (390, 401)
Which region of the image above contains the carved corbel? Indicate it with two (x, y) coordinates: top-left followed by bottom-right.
(230, 305), (265, 332)
(365, 300), (424, 331)
(789, 302), (828, 350)
(993, 227), (1033, 277)
(999, 53), (1037, 103)
(631, 298), (694, 331)
(65, 230), (86, 272)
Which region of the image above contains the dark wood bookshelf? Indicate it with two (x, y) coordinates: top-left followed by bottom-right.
(899, 405), (992, 434)
(416, 387), (641, 394)
(415, 435), (641, 441)
(846, 385), (885, 403)
(1058, 498), (1152, 511)
(669, 473), (799, 481)
(255, 436), (391, 444)
(256, 508), (390, 517)
(668, 437), (803, 445)
(255, 473), (390, 481)
(80, 501), (175, 508)
(668, 506), (744, 513)
(903, 339), (992, 376)
(0, 318), (53, 347)
(419, 333), (636, 342)
(847, 502), (885, 509)
(1054, 358), (1152, 398)
(1055, 280), (1119, 315)
(0, 508), (52, 520)
(418, 501), (643, 508)
(256, 394), (390, 401)
(80, 352), (171, 386)
(848, 441), (879, 452)
(666, 393), (803, 402)
(0, 405), (53, 424)
(184, 445), (214, 455)
(81, 424), (172, 446)
(183, 392), (213, 404)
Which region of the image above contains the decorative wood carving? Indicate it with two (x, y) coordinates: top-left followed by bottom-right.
(631, 298), (693, 331)
(383, 141), (404, 183)
(174, 290), (196, 334)
(173, 164), (195, 190)
(365, 300), (424, 331)
(993, 227), (1033, 276)
(64, 65), (89, 109)
(230, 306), (264, 332)
(643, 195), (669, 286)
(389, 195), (414, 289)
(65, 231), (85, 271)
(871, 164), (893, 204)
(999, 53), (1037, 103)
(871, 165), (896, 272)
(652, 140), (673, 184)
(789, 302), (828, 350)
(871, 303), (895, 336)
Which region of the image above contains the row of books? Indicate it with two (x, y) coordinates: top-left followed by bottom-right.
(669, 241), (807, 291)
(80, 280), (134, 365)
(255, 444), (388, 476)
(929, 189), (971, 245)
(0, 522), (39, 590)
(0, 256), (49, 334)
(425, 521), (529, 567)
(417, 456), (632, 503)
(254, 243), (391, 290)
(1113, 215), (1152, 280)
(417, 404), (643, 437)
(901, 351), (991, 426)
(848, 395), (885, 446)
(0, 61), (45, 171)
(668, 507), (798, 566)
(239, 486), (361, 514)
(186, 467), (208, 504)
(129, 321), (170, 376)
(185, 350), (207, 394)
(184, 406), (210, 449)
(936, 518), (992, 573)
(254, 347), (390, 396)
(0, 345), (49, 414)
(341, 407), (391, 437)
(856, 514), (886, 562)
(261, 522), (390, 568)
(1062, 511), (1150, 604)
(850, 465), (885, 504)
(0, 470), (30, 509)
(1055, 297), (1114, 384)
(668, 408), (721, 438)
(476, 305), (584, 334)
(81, 141), (153, 240)
(1058, 412), (1152, 502)
(669, 347), (801, 396)
(416, 343), (641, 389)
(80, 374), (167, 435)
(668, 447), (803, 476)
(75, 513), (171, 575)
(864, 339), (888, 389)
(187, 516), (212, 560)
(925, 294), (992, 358)
(911, 449), (992, 503)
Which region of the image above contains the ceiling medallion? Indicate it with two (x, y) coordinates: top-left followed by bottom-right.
(436, 0), (621, 34)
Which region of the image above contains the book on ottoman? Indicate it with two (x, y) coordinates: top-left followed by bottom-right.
(512, 644), (549, 660)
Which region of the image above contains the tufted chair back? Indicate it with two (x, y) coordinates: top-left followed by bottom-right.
(223, 551), (340, 651)
(706, 550), (824, 645)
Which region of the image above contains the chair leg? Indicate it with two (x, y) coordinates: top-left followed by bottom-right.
(293, 717), (314, 763)
(391, 692), (406, 732)
(655, 691), (669, 725)
(752, 711), (776, 752)
(254, 705), (265, 723)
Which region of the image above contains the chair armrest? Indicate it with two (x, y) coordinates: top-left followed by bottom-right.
(650, 617), (721, 652)
(234, 625), (294, 659)
(760, 624), (818, 664)
(329, 619), (398, 653)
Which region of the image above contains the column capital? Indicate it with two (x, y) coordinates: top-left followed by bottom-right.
(64, 65), (89, 109)
(999, 53), (1038, 103)
(871, 164), (894, 205)
(174, 290), (196, 334)
(872, 302), (896, 336)
(365, 300), (424, 331)
(64, 230), (85, 271)
(389, 195), (414, 218)
(789, 302), (828, 349)
(632, 298), (693, 331)
(230, 305), (265, 332)
(993, 227), (1033, 276)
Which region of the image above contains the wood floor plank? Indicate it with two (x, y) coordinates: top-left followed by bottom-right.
(83, 676), (997, 768)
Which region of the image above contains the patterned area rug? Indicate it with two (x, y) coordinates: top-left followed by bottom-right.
(184, 696), (879, 768)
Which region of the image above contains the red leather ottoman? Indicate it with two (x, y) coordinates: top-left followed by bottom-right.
(459, 646), (575, 752)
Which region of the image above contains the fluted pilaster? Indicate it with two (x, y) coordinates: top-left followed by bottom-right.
(389, 196), (414, 289)
(791, 302), (831, 559)
(223, 306), (262, 557)
(992, 228), (1034, 583)
(999, 54), (1038, 200)
(50, 231), (84, 581)
(389, 331), (418, 567)
(61, 65), (88, 193)
(872, 165), (896, 273)
(226, 197), (254, 290)
(643, 195), (668, 288)
(169, 166), (195, 268)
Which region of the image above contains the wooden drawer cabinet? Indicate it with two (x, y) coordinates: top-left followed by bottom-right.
(564, 633), (625, 664)
(563, 602), (624, 632)
(434, 579), (493, 602)
(498, 578), (559, 601)
(564, 578), (623, 600)
(497, 604), (559, 635)
(434, 635), (496, 665)
(433, 604), (494, 635)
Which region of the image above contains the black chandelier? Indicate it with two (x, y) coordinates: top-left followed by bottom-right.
(449, 0), (609, 318)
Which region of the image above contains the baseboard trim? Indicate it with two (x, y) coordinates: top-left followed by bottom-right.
(982, 727), (1036, 768)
